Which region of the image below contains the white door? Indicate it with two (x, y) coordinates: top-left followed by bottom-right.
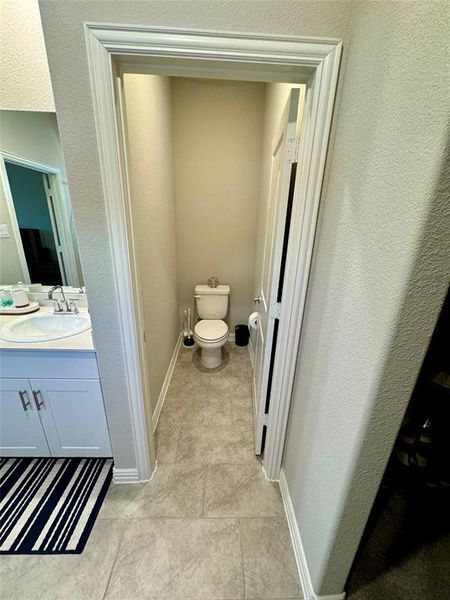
(253, 89), (300, 454)
(0, 379), (50, 457)
(30, 379), (112, 457)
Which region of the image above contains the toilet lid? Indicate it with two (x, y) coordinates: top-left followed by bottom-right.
(195, 319), (228, 341)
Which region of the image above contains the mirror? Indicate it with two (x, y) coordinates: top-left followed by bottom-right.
(0, 110), (84, 288)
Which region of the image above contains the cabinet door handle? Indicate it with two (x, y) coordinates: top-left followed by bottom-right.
(32, 390), (45, 411)
(18, 390), (31, 412)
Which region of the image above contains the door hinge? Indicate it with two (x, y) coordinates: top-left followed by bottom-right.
(269, 302), (281, 320)
(143, 330), (147, 343)
(262, 413), (269, 426)
(286, 138), (300, 163)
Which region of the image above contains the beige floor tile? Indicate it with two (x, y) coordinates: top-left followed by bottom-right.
(208, 372), (253, 399)
(240, 517), (301, 599)
(0, 519), (125, 600)
(169, 368), (211, 396)
(155, 410), (182, 463)
(204, 463), (284, 517)
(104, 518), (244, 599)
(99, 463), (205, 518)
(175, 417), (256, 465)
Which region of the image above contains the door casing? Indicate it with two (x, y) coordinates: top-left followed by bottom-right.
(84, 24), (342, 482)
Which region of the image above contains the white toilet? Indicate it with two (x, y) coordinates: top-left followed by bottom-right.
(194, 284), (230, 369)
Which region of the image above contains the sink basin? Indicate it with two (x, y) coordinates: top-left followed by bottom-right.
(0, 312), (91, 343)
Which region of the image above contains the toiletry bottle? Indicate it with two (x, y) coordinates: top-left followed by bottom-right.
(11, 282), (29, 308)
(0, 289), (13, 307)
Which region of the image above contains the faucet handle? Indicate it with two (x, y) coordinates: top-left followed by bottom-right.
(53, 299), (62, 313)
(68, 299), (79, 314)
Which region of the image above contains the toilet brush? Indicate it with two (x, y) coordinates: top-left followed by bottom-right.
(183, 307), (195, 347)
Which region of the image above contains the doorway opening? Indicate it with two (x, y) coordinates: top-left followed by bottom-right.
(84, 25), (342, 482)
(118, 72), (305, 469)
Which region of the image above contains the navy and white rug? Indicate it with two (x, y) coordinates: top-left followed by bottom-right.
(0, 457), (112, 554)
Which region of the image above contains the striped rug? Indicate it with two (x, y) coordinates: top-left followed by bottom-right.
(0, 457), (112, 554)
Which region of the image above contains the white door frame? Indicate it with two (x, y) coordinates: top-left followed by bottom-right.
(0, 151), (80, 287)
(84, 24), (342, 482)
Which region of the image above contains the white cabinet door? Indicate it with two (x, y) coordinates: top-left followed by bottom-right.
(0, 379), (50, 457)
(30, 379), (112, 458)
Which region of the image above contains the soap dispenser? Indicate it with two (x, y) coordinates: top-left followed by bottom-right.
(11, 282), (29, 308)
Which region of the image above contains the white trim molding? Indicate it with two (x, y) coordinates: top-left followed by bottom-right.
(152, 333), (182, 431)
(112, 467), (140, 483)
(84, 24), (342, 483)
(279, 470), (346, 600)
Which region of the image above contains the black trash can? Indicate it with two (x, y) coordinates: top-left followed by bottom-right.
(235, 324), (250, 346)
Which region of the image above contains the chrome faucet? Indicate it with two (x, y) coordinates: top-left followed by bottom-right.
(48, 285), (79, 314)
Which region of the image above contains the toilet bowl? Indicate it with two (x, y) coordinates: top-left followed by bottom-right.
(194, 319), (228, 369)
(193, 283), (230, 369)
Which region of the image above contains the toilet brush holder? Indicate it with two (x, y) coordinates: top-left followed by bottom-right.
(183, 307), (195, 347)
(183, 334), (195, 347)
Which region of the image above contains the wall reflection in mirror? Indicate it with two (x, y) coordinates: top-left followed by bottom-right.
(0, 111), (83, 288)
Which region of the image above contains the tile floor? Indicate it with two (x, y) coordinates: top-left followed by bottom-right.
(0, 343), (302, 600)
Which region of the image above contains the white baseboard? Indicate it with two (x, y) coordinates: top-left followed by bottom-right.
(112, 467), (140, 483)
(279, 469), (346, 600)
(152, 333), (182, 432)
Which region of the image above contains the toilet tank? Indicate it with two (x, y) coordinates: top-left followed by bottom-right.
(195, 284), (230, 319)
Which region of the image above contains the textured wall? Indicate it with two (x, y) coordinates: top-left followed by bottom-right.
(283, 0), (450, 594)
(173, 78), (265, 330)
(0, 0), (55, 111)
(123, 74), (179, 417)
(38, 0), (352, 472)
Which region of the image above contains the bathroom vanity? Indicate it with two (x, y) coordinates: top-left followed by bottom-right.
(0, 308), (112, 458)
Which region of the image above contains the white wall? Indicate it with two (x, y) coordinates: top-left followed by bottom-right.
(282, 1), (450, 595)
(123, 74), (179, 417)
(173, 78), (265, 329)
(0, 0), (55, 112)
(38, 0), (449, 592)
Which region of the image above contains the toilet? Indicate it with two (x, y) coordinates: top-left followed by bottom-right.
(194, 284), (230, 368)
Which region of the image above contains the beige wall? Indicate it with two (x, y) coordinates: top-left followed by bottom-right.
(0, 0), (55, 111)
(123, 74), (179, 415)
(173, 78), (265, 329)
(39, 1), (449, 594)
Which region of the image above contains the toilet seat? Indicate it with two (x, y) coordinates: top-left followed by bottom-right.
(194, 319), (228, 343)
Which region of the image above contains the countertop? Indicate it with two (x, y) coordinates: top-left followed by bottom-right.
(0, 306), (95, 352)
